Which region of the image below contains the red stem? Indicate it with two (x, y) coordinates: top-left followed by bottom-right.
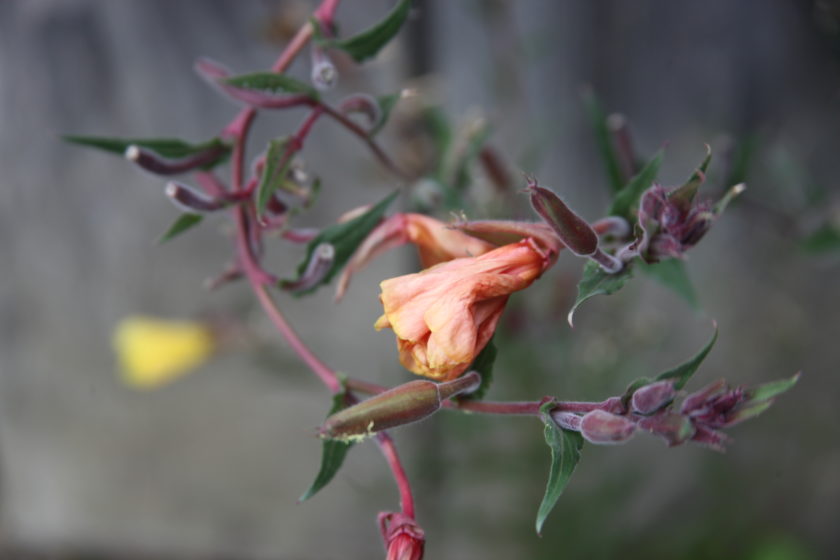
(252, 283), (342, 394)
(376, 432), (415, 518)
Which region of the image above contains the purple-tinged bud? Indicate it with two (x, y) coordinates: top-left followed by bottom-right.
(631, 380), (676, 415)
(637, 411), (696, 447)
(319, 373), (480, 442)
(339, 93), (382, 128)
(680, 378), (728, 416)
(279, 243), (335, 294)
(550, 411), (582, 431)
(125, 144), (227, 176)
(690, 425), (731, 453)
(164, 181), (225, 213)
(527, 179), (599, 256)
(310, 47), (338, 91)
(579, 409), (636, 444)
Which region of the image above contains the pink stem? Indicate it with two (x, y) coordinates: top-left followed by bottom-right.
(376, 432), (415, 518)
(252, 282), (342, 394)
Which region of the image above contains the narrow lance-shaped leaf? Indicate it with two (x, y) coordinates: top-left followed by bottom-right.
(637, 258), (699, 309)
(299, 389), (355, 502)
(582, 88), (624, 193)
(327, 0), (413, 63)
(669, 144), (712, 209)
(744, 371), (801, 403)
(536, 400), (584, 535)
(608, 150), (663, 220)
(567, 260), (634, 326)
(256, 138), (293, 215)
(158, 213), (203, 244)
(655, 326), (718, 390)
(222, 72), (320, 100)
(284, 191), (399, 295)
(64, 135), (230, 170)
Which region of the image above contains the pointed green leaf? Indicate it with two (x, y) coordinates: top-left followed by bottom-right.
(256, 138), (293, 215)
(63, 135), (230, 169)
(461, 338), (497, 401)
(329, 0), (412, 63)
(158, 213), (203, 243)
(607, 151), (663, 220)
(744, 372), (801, 403)
(568, 260), (633, 326)
(369, 92), (402, 137)
(669, 145), (712, 208)
(284, 190), (399, 295)
(223, 72), (319, 99)
(536, 400), (583, 535)
(638, 258), (698, 309)
(299, 390), (354, 502)
(582, 89), (624, 193)
(655, 326), (718, 390)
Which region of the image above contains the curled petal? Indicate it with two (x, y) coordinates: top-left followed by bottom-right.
(376, 239), (548, 380)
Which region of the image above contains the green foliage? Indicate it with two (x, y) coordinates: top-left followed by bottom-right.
(158, 213), (203, 243)
(620, 326), (718, 406)
(324, 0), (413, 63)
(536, 400), (584, 535)
(638, 259), (698, 309)
(223, 72), (319, 99)
(654, 326), (718, 389)
(582, 89), (624, 193)
(461, 338), (497, 400)
(299, 389), (354, 502)
(256, 138), (292, 215)
(285, 191), (398, 295)
(568, 260), (634, 326)
(369, 92), (402, 137)
(607, 151), (663, 219)
(801, 223), (840, 254)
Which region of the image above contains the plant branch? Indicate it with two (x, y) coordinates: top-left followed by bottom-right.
(376, 432), (415, 518)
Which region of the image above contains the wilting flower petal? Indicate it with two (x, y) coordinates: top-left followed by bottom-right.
(376, 239), (548, 380)
(112, 316), (215, 389)
(337, 213), (495, 300)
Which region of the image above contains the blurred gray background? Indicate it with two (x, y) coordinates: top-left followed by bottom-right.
(1, 0), (839, 558)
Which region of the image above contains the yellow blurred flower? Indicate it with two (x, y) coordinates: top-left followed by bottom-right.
(112, 316), (215, 389)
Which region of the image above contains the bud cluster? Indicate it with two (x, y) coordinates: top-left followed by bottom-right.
(551, 374), (797, 451)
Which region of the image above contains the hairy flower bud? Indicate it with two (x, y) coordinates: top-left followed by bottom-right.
(126, 144), (227, 176)
(319, 372), (480, 441)
(579, 409), (636, 444)
(164, 181), (225, 213)
(631, 380), (676, 415)
(527, 180), (598, 256)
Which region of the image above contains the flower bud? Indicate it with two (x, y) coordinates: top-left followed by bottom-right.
(631, 380), (676, 415)
(319, 380), (440, 441)
(164, 181), (225, 213)
(279, 243), (335, 294)
(319, 374), (480, 441)
(637, 411), (696, 447)
(550, 410), (582, 431)
(579, 409), (636, 444)
(527, 179), (599, 256)
(379, 512), (425, 560)
(125, 144), (227, 176)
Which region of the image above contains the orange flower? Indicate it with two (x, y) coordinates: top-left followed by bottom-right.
(336, 213), (494, 300)
(375, 239), (549, 380)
